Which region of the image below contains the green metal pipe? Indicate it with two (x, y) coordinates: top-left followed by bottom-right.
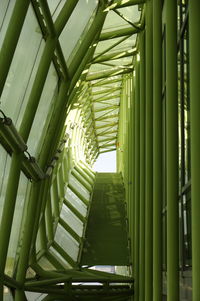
(15, 289), (27, 301)
(71, 170), (92, 192)
(68, 3), (107, 78)
(86, 66), (133, 81)
(189, 2), (200, 300)
(153, 0), (162, 299)
(52, 180), (60, 218)
(54, 0), (79, 36)
(145, 1), (153, 300)
(93, 48), (137, 64)
(166, 1), (179, 299)
(38, 0), (56, 36)
(0, 0), (29, 97)
(38, 82), (69, 169)
(130, 73), (135, 265)
(139, 31), (145, 301)
(92, 35), (130, 62)
(74, 165), (93, 186)
(0, 152), (22, 299)
(38, 216), (47, 251)
(45, 195), (54, 242)
(19, 37), (57, 142)
(0, 118), (27, 153)
(15, 183), (42, 285)
(68, 184), (88, 206)
(134, 61), (140, 301)
(99, 27), (140, 41)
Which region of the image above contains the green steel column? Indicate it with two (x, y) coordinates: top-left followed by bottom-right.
(189, 2), (200, 300)
(54, 0), (79, 36)
(134, 61), (140, 301)
(145, 0), (153, 300)
(0, 152), (22, 299)
(131, 73), (135, 264)
(38, 81), (69, 169)
(30, 178), (51, 254)
(68, 2), (107, 77)
(139, 31), (145, 301)
(0, 0), (29, 96)
(166, 1), (179, 299)
(153, 0), (162, 299)
(15, 182), (42, 291)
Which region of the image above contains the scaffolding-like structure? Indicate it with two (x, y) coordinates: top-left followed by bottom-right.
(0, 0), (199, 300)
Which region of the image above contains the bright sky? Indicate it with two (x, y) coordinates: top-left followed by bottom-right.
(93, 151), (116, 172)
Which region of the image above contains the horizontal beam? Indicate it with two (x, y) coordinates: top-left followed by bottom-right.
(93, 48), (137, 63)
(99, 26), (140, 41)
(87, 66), (133, 81)
(99, 142), (117, 148)
(99, 148), (116, 154)
(93, 94), (120, 103)
(97, 136), (117, 143)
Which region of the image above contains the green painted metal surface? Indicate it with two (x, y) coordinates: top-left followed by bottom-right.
(81, 173), (130, 265)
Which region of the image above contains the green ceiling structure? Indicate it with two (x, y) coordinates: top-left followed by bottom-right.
(0, 0), (198, 300)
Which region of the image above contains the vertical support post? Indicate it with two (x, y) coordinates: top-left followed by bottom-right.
(15, 182), (43, 293)
(153, 0), (162, 299)
(139, 31), (145, 301)
(166, 1), (179, 299)
(0, 0), (30, 96)
(134, 60), (140, 301)
(0, 152), (22, 299)
(189, 2), (200, 300)
(145, 0), (153, 300)
(130, 73), (135, 265)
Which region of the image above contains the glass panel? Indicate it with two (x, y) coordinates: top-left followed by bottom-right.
(60, 204), (83, 236)
(0, 0), (16, 48)
(65, 187), (87, 217)
(25, 291), (47, 301)
(102, 10), (129, 31)
(6, 173), (29, 276)
(69, 174), (90, 201)
(0, 5), (44, 128)
(27, 63), (58, 157)
(59, 0), (98, 62)
(54, 224), (79, 261)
